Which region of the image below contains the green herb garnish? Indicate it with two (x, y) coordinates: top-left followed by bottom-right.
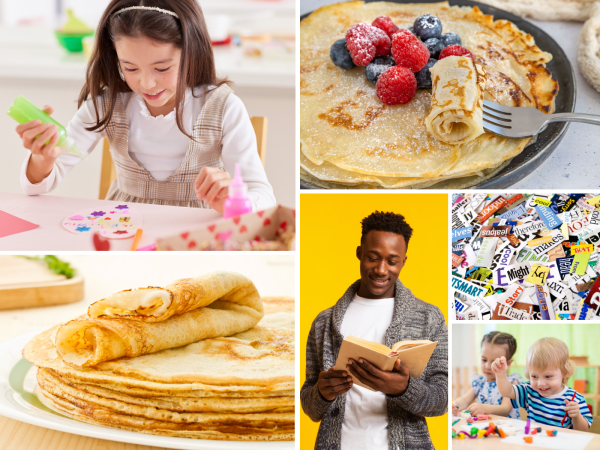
(19, 255), (76, 279)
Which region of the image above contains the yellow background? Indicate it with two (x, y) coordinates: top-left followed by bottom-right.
(300, 193), (449, 450)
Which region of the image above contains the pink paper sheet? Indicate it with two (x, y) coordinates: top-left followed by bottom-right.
(0, 211), (40, 238)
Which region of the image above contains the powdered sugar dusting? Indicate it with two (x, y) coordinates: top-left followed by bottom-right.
(346, 23), (391, 66)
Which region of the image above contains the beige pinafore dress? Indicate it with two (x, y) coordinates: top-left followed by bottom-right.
(101, 84), (232, 208)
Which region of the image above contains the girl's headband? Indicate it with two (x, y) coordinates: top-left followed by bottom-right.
(113, 6), (179, 19)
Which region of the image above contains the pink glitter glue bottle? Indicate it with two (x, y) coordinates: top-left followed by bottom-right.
(223, 163), (252, 219)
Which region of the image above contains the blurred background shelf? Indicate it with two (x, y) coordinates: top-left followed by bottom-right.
(0, 27), (294, 87)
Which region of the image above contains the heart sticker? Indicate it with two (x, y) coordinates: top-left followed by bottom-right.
(218, 231), (233, 241)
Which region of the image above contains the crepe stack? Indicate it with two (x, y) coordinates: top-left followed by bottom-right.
(23, 272), (295, 441)
(300, 2), (558, 188)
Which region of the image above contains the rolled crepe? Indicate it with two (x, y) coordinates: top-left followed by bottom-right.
(426, 56), (487, 145)
(88, 271), (262, 322)
(56, 299), (264, 367)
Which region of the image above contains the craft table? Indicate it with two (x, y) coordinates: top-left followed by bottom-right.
(452, 414), (600, 449)
(0, 192), (222, 251)
(0, 254), (295, 450)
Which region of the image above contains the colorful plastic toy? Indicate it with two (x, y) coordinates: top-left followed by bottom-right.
(457, 431), (477, 439)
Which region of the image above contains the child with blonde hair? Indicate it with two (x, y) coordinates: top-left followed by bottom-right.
(492, 337), (592, 431)
(453, 331), (524, 418)
(16, 0), (275, 213)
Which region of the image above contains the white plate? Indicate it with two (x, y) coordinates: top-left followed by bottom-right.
(0, 330), (295, 450)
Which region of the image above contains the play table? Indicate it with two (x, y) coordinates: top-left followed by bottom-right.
(452, 414), (600, 449)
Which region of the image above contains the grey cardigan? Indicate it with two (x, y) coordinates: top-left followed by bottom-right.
(300, 279), (448, 450)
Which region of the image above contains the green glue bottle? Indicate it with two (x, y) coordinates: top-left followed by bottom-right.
(7, 96), (85, 158)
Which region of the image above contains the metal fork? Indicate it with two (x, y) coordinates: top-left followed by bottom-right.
(482, 99), (600, 138)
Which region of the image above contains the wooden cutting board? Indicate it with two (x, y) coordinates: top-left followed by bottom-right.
(0, 256), (84, 310)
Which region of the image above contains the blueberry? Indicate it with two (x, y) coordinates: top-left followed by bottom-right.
(423, 38), (444, 59)
(330, 39), (356, 70)
(365, 55), (396, 84)
(440, 32), (462, 47)
(413, 14), (442, 41)
(415, 58), (437, 89)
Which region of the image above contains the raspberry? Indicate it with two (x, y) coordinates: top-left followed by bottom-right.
(439, 44), (474, 61)
(345, 23), (391, 66)
(391, 29), (430, 73)
(376, 65), (417, 105)
(372, 16), (399, 38)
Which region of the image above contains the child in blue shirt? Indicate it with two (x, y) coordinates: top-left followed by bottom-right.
(493, 337), (592, 431)
(453, 331), (524, 418)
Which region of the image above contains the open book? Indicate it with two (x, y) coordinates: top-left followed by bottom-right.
(333, 336), (438, 391)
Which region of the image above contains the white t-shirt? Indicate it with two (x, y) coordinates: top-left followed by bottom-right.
(339, 294), (395, 450)
(20, 86), (276, 211)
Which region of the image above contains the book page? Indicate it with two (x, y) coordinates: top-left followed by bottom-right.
(345, 335), (391, 355)
(390, 339), (433, 353)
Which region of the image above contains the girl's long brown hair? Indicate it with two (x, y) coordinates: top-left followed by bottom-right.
(78, 0), (229, 140)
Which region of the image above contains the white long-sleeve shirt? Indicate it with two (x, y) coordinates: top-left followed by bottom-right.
(20, 87), (276, 211)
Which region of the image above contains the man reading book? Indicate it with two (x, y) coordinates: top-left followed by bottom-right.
(301, 211), (448, 450)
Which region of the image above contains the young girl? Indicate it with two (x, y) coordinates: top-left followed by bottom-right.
(453, 331), (524, 418)
(493, 337), (593, 431)
(16, 0), (275, 213)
